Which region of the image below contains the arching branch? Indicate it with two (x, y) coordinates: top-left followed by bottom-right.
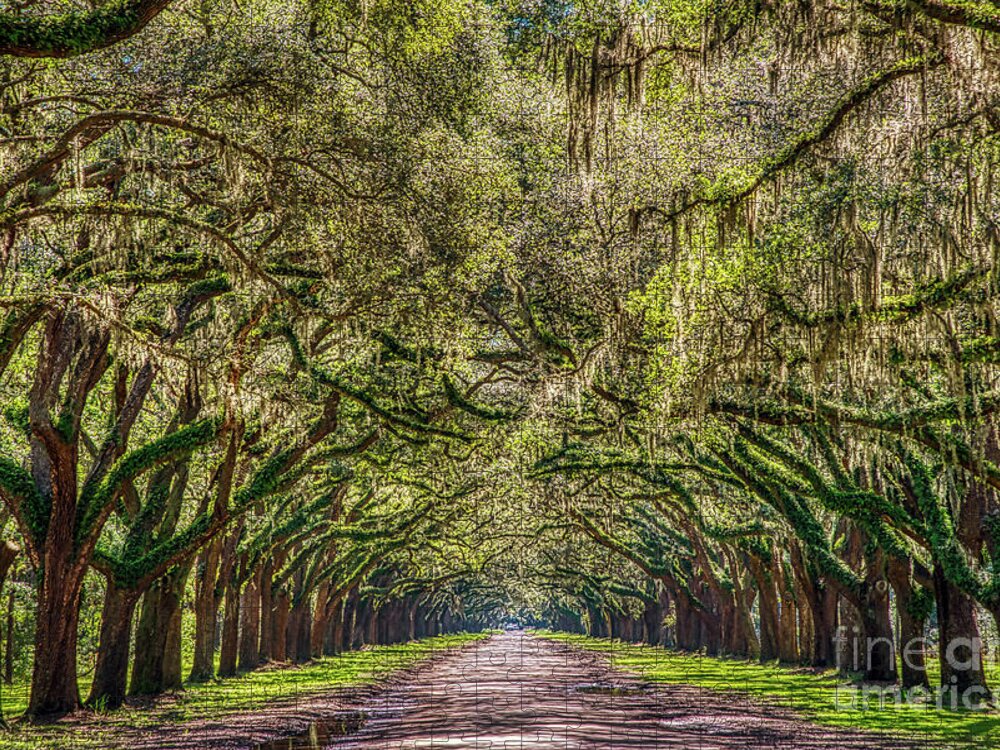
(0, 0), (174, 59)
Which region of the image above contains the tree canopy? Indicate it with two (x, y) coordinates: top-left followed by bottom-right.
(0, 0), (999, 724)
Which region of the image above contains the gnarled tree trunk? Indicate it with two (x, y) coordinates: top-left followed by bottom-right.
(218, 577), (241, 678)
(238, 565), (262, 672)
(934, 565), (990, 704)
(88, 582), (139, 708)
(190, 537), (224, 682)
(129, 567), (187, 695)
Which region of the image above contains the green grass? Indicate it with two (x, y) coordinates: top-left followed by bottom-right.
(533, 630), (1000, 748)
(0, 633), (488, 750)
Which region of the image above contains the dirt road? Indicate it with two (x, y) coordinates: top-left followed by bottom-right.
(324, 631), (932, 749)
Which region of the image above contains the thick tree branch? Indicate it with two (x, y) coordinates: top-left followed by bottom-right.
(0, 0), (173, 59)
(638, 54), (940, 225)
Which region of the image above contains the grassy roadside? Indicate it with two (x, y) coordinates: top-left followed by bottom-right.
(533, 630), (1000, 748)
(0, 632), (490, 750)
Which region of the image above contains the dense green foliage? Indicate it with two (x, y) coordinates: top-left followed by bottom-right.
(0, 0), (998, 741)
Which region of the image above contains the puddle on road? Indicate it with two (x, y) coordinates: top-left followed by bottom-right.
(251, 710), (366, 749)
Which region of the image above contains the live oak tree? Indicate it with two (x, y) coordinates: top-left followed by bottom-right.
(0, 0), (517, 720)
(478, 0), (1000, 701)
(4, 0), (1000, 726)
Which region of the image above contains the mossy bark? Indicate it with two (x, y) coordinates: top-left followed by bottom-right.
(4, 586), (14, 685)
(310, 581), (332, 658)
(129, 567), (186, 695)
(934, 565), (991, 703)
(218, 579), (241, 678)
(28, 445), (86, 719)
(887, 559), (930, 690)
(406, 600), (417, 642)
(776, 559), (799, 663)
(365, 602), (377, 645)
(837, 596), (862, 676)
(339, 589), (357, 652)
(189, 432), (239, 682)
(0, 542), (16, 687)
(88, 582), (139, 708)
(29, 564), (84, 718)
(790, 542), (837, 666)
(189, 538), (223, 682)
(290, 597), (312, 662)
(329, 599), (345, 655)
(287, 564), (312, 662)
(271, 588), (290, 661)
(353, 598), (371, 649)
(750, 559), (781, 662)
(257, 558), (274, 663)
(860, 584), (897, 683)
(237, 565), (261, 672)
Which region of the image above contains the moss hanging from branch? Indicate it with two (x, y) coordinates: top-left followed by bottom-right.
(442, 375), (516, 422)
(638, 54), (941, 225)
